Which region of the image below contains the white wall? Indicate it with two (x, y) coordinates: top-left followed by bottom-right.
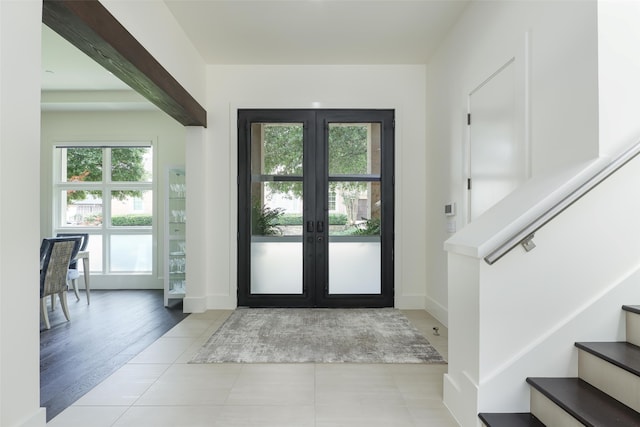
(183, 126), (207, 312)
(0, 1), (46, 426)
(40, 109), (185, 290)
(597, 0), (640, 157)
(187, 65), (427, 310)
(425, 0), (599, 325)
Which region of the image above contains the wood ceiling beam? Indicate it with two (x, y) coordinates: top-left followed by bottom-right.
(42, 0), (207, 127)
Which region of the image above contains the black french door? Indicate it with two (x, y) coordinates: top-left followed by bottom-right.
(237, 109), (394, 307)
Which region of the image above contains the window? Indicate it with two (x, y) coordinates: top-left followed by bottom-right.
(328, 190), (336, 211)
(54, 145), (153, 274)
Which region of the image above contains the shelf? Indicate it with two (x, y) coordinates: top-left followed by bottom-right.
(165, 167), (186, 306)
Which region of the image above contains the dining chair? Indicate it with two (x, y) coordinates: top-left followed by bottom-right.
(56, 233), (89, 301)
(40, 237), (82, 329)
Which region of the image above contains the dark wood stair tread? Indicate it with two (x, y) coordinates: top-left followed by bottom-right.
(576, 341), (640, 377)
(479, 412), (545, 426)
(622, 305), (640, 315)
(527, 377), (640, 426)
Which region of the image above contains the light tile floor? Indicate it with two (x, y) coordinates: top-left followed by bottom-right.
(48, 309), (458, 426)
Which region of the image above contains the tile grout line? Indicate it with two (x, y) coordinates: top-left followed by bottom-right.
(108, 313), (229, 426)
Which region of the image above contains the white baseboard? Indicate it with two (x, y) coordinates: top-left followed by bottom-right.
(206, 294), (237, 310)
(395, 295), (427, 309)
(183, 296), (207, 313)
(395, 295), (449, 327)
(425, 295), (449, 327)
(185, 293), (240, 311)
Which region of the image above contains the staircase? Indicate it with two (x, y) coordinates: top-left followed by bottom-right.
(479, 305), (640, 426)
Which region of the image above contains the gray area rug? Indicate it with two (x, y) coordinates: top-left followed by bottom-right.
(189, 308), (445, 364)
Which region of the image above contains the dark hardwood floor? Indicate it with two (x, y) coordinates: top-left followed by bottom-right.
(40, 289), (189, 422)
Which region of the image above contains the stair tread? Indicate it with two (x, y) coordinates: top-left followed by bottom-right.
(622, 305), (640, 315)
(576, 341), (640, 377)
(527, 377), (640, 426)
(479, 412), (545, 426)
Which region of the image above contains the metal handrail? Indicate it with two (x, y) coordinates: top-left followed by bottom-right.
(484, 141), (640, 265)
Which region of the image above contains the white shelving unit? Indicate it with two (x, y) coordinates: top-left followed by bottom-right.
(164, 167), (186, 306)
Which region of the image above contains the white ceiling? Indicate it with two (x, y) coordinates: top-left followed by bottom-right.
(41, 25), (131, 91)
(41, 0), (469, 94)
(164, 0), (469, 65)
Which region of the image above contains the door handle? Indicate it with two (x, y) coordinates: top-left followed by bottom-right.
(317, 221), (324, 233)
(306, 221), (314, 233)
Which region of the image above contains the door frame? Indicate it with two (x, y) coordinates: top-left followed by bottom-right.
(237, 109), (395, 308)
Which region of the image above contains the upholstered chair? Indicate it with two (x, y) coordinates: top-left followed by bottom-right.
(56, 233), (89, 301)
(40, 237), (82, 329)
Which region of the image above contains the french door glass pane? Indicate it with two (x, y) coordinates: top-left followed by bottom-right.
(327, 122), (382, 294)
(250, 121), (304, 294)
(62, 147), (103, 182)
(111, 147), (153, 182)
(62, 190), (103, 226)
(328, 123), (381, 175)
(110, 234), (152, 272)
(110, 190), (153, 227)
(327, 181), (381, 295)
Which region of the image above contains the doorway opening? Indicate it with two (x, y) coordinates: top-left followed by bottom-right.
(238, 109), (395, 307)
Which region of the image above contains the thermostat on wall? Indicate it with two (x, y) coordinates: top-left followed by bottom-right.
(445, 203), (456, 216)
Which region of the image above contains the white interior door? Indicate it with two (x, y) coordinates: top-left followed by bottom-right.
(468, 59), (526, 221)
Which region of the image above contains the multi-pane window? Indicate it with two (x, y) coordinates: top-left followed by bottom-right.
(328, 190), (337, 211)
(54, 145), (153, 274)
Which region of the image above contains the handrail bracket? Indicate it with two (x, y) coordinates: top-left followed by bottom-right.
(520, 233), (536, 252)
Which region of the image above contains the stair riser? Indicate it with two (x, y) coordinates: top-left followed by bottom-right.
(530, 388), (584, 427)
(627, 310), (640, 347)
(578, 349), (640, 413)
